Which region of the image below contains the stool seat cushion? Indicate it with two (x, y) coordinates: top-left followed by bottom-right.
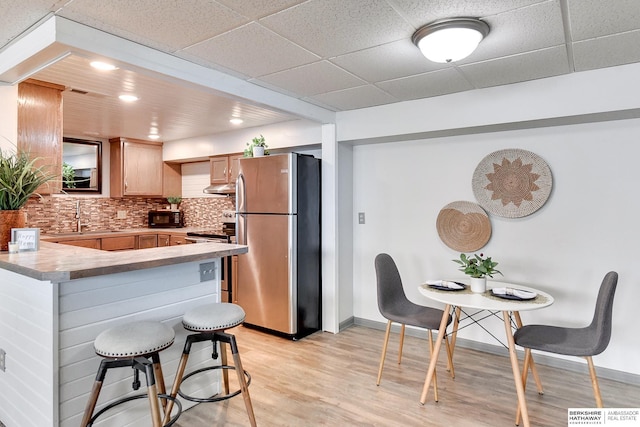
(94, 321), (175, 358)
(182, 303), (246, 332)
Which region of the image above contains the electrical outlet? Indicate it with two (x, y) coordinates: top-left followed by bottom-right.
(117, 210), (127, 219)
(358, 212), (365, 224)
(199, 262), (216, 282)
(0, 348), (6, 372)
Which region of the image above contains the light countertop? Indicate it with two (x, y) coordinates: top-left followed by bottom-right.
(0, 241), (247, 282)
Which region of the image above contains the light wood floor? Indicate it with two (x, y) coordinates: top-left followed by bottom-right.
(174, 324), (638, 427)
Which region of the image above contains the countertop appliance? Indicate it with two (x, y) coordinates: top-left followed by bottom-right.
(186, 210), (236, 302)
(148, 209), (184, 228)
(236, 153), (321, 339)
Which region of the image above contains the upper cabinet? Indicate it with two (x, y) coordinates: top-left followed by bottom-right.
(17, 79), (64, 194)
(210, 153), (243, 185)
(110, 137), (164, 197)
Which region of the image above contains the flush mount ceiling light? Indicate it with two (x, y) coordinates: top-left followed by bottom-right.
(412, 18), (489, 63)
(90, 61), (118, 71)
(118, 94), (139, 102)
(230, 118), (244, 125)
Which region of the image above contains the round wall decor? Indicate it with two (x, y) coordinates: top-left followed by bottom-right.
(436, 201), (491, 252)
(472, 149), (552, 218)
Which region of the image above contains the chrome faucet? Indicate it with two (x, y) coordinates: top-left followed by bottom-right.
(75, 200), (86, 233)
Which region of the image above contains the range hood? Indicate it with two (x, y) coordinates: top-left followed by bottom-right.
(203, 183), (235, 195)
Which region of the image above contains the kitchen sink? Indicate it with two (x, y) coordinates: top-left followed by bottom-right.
(49, 230), (120, 236)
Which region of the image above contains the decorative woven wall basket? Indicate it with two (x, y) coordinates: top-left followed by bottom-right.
(472, 149), (552, 218)
(436, 201), (491, 252)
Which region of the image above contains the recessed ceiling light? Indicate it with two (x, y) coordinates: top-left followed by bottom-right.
(148, 134), (160, 140)
(118, 94), (139, 102)
(230, 118), (244, 125)
(90, 61), (118, 71)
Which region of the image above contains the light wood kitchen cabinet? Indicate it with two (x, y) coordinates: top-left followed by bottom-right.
(157, 234), (171, 247)
(169, 235), (191, 246)
(209, 153), (243, 185)
(17, 79), (64, 195)
(110, 137), (164, 197)
(101, 235), (136, 251)
(163, 162), (182, 198)
(138, 234), (158, 249)
(59, 239), (101, 249)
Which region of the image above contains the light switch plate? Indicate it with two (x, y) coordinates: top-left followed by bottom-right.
(117, 210), (127, 219)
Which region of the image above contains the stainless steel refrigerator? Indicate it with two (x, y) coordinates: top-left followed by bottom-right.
(235, 153), (321, 339)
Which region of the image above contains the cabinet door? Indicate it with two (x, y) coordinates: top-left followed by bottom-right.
(123, 141), (163, 196)
(138, 234), (158, 249)
(101, 236), (136, 251)
(60, 239), (101, 249)
(210, 156), (230, 184)
(228, 154), (243, 184)
(157, 234), (171, 247)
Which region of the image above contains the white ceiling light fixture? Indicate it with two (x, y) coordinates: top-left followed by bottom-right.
(412, 18), (489, 63)
(90, 61), (118, 71)
(118, 94), (139, 102)
(230, 118), (243, 125)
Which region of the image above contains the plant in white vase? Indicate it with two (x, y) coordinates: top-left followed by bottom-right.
(453, 253), (502, 293)
(243, 135), (269, 157)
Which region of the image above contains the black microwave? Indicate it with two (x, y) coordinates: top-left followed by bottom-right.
(148, 210), (184, 228)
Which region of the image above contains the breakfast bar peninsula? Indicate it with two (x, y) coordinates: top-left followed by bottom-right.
(0, 241), (247, 427)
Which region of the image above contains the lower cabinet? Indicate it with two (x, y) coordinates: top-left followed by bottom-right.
(51, 232), (191, 250)
(169, 235), (190, 245)
(138, 234), (158, 249)
(157, 234), (171, 247)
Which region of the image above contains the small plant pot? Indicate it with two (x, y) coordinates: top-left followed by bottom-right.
(170, 204), (179, 211)
(252, 146), (265, 157)
(470, 277), (487, 293)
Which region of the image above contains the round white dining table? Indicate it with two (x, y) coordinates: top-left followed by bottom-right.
(418, 280), (554, 427)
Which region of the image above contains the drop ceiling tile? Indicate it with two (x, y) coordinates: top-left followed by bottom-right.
(58, 0), (247, 51)
(259, 61), (366, 97)
(0, 0), (58, 45)
(182, 23), (319, 78)
(568, 0), (640, 41)
(260, 0), (413, 58)
(376, 69), (474, 101)
(216, 0), (305, 20)
(460, 46), (570, 89)
(460, 1), (566, 64)
(331, 39), (443, 83)
(388, 0), (547, 28)
(309, 85), (399, 111)
(573, 30), (640, 71)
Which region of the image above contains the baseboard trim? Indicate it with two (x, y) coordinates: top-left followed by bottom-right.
(350, 317), (640, 386)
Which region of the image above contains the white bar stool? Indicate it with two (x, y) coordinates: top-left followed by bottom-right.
(163, 303), (256, 426)
(81, 321), (182, 426)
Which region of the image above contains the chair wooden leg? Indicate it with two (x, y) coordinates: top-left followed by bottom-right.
(221, 341), (230, 394)
(80, 380), (103, 427)
(147, 383), (163, 427)
(513, 312), (543, 394)
(163, 352), (190, 425)
(428, 330), (439, 402)
(376, 320), (392, 386)
(586, 356), (604, 407)
(151, 353), (167, 410)
(230, 339), (257, 427)
(515, 348), (533, 426)
(398, 324), (406, 364)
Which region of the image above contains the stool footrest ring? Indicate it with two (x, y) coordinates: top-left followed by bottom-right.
(177, 365), (251, 403)
(88, 393), (182, 427)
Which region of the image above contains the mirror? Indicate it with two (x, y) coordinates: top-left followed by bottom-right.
(62, 137), (102, 192)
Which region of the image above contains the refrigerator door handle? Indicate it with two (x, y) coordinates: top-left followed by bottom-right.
(236, 173), (246, 213)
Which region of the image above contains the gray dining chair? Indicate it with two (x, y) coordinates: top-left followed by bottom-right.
(513, 271), (618, 409)
(374, 253), (453, 401)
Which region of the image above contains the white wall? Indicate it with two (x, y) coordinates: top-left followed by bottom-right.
(349, 118), (640, 376)
(0, 85), (17, 150)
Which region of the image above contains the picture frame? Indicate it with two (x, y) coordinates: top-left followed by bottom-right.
(11, 228), (40, 251)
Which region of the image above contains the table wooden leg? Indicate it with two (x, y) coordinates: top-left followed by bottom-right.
(513, 312), (544, 394)
(420, 304), (451, 405)
(502, 311), (530, 427)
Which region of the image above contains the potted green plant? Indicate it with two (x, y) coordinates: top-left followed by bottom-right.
(0, 147), (55, 251)
(62, 162), (76, 188)
(453, 253), (502, 293)
(243, 135), (269, 157)
(167, 196), (182, 210)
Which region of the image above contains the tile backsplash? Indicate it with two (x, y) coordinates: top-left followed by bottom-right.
(23, 196), (235, 234)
